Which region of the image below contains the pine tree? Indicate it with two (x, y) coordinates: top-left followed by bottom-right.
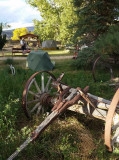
(94, 24), (119, 63)
(73, 0), (119, 46)
(71, 0), (119, 67)
(0, 23), (7, 50)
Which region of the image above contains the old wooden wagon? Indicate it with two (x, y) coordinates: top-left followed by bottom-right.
(8, 71), (119, 159)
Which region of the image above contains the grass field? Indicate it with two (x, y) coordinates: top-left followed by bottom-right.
(0, 48), (73, 57)
(0, 58), (119, 160)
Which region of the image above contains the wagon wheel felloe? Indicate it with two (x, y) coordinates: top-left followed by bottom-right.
(92, 56), (114, 82)
(22, 71), (58, 118)
(105, 88), (119, 152)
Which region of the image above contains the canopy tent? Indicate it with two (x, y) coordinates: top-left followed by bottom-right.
(42, 39), (57, 49)
(27, 49), (54, 71)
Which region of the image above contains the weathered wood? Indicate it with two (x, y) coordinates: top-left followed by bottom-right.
(28, 90), (40, 98)
(12, 48), (23, 50)
(34, 79), (41, 93)
(27, 99), (40, 104)
(7, 110), (58, 160)
(12, 47), (31, 56)
(8, 88), (84, 159)
(88, 93), (112, 105)
(97, 102), (110, 110)
(68, 104), (107, 120)
(54, 82), (111, 110)
(12, 48), (23, 56)
(30, 102), (40, 113)
(88, 93), (119, 109)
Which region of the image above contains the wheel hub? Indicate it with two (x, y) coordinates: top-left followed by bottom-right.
(40, 93), (53, 106)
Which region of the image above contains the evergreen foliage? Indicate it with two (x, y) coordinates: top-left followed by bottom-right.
(71, 47), (96, 69)
(73, 0), (119, 46)
(94, 25), (119, 55)
(72, 0), (119, 67)
(0, 23), (7, 50)
(94, 24), (119, 63)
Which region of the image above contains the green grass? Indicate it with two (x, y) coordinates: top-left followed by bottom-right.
(0, 58), (119, 159)
(45, 49), (71, 56)
(0, 49), (73, 57)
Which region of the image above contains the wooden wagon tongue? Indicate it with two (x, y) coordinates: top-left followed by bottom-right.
(7, 86), (89, 160)
(7, 72), (119, 159)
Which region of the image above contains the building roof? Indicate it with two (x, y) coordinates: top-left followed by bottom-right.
(20, 33), (39, 39)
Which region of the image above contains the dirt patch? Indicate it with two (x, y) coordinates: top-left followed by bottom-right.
(80, 130), (95, 157)
(54, 115), (96, 159)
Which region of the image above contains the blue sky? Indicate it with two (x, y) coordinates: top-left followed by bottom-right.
(0, 0), (41, 30)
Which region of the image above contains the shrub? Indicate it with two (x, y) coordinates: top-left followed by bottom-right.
(4, 58), (14, 65)
(71, 47), (96, 69)
(71, 24), (119, 68)
(94, 24), (119, 63)
(0, 23), (7, 50)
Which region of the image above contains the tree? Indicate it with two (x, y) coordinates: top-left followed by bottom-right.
(0, 23), (7, 50)
(94, 24), (119, 63)
(11, 28), (29, 40)
(27, 0), (78, 44)
(71, 0), (119, 68)
(73, 0), (119, 46)
(2, 23), (11, 29)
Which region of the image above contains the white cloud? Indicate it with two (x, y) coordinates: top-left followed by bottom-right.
(9, 22), (34, 29)
(0, 0), (41, 30)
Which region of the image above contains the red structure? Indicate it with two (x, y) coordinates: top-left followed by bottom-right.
(73, 44), (79, 59)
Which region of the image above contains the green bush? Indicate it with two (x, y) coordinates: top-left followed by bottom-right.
(94, 24), (119, 63)
(71, 47), (96, 69)
(4, 58), (14, 65)
(72, 24), (119, 68)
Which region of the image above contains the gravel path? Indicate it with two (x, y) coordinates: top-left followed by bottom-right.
(0, 55), (73, 61)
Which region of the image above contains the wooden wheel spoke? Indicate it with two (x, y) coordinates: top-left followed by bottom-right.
(34, 79), (41, 94)
(28, 90), (40, 98)
(22, 71), (57, 118)
(41, 73), (45, 93)
(42, 106), (44, 114)
(30, 102), (40, 113)
(45, 76), (52, 92)
(27, 99), (39, 104)
(37, 105), (42, 115)
(48, 87), (54, 94)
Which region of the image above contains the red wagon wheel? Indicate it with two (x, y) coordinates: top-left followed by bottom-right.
(105, 88), (119, 152)
(22, 71), (57, 118)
